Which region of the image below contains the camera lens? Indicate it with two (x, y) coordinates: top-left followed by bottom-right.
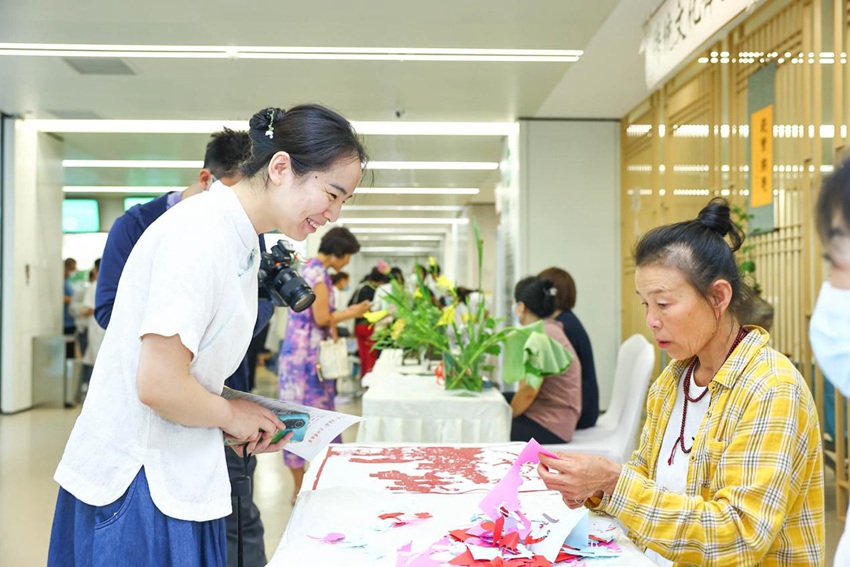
(275, 269), (316, 312)
(292, 420), (305, 428)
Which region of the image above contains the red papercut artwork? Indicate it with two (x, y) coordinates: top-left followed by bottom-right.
(342, 446), (513, 493)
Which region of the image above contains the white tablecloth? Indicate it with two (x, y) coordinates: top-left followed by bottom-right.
(355, 371), (512, 443)
(269, 443), (657, 567)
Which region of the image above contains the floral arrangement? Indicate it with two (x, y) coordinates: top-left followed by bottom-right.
(366, 223), (517, 392)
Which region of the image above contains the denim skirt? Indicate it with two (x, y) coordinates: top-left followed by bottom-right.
(47, 467), (226, 567)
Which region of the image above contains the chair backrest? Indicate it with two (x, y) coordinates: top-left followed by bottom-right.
(542, 334), (656, 463)
(595, 334), (655, 431)
(615, 335), (656, 461)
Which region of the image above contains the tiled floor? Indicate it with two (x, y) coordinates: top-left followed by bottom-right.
(0, 366), (843, 565)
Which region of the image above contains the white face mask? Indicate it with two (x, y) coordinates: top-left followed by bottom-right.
(810, 281), (850, 396)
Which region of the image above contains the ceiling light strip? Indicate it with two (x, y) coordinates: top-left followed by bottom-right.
(348, 227), (449, 234)
(338, 218), (468, 225)
(360, 246), (440, 253)
(0, 43), (581, 62)
(63, 186), (481, 196)
(63, 186), (182, 194)
(367, 161), (498, 170)
(0, 43), (581, 56)
(343, 205), (465, 212)
(29, 120), (516, 137)
(62, 160), (202, 168)
(62, 159), (496, 171)
(357, 235), (444, 241)
(356, 188), (480, 195)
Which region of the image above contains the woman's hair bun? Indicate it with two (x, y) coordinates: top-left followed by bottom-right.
(697, 197), (743, 252)
(248, 107), (285, 137)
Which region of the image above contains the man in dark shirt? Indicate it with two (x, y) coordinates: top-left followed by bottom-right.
(95, 129), (272, 567)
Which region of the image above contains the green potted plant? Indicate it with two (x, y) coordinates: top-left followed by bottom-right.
(366, 223), (516, 392)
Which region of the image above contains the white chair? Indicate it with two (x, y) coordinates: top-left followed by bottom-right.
(544, 334), (656, 463)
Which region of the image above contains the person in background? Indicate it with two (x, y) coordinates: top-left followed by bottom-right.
(63, 258), (77, 360)
(504, 276), (582, 443)
(414, 262), (444, 307)
(278, 227), (370, 500)
(330, 271), (351, 337)
(809, 158), (850, 566)
(538, 267), (599, 429)
(95, 128), (250, 329)
(351, 267), (390, 375)
(91, 128), (274, 567)
(372, 266), (405, 313)
(537, 199), (823, 566)
(79, 259), (104, 391)
(49, 104), (366, 566)
(70, 266), (94, 361)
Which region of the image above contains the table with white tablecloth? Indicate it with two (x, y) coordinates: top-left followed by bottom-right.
(355, 370), (512, 443)
(268, 443), (657, 567)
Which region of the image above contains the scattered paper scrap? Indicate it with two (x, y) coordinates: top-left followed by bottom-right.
(309, 532), (346, 544)
(395, 439), (616, 567)
(378, 512), (434, 529)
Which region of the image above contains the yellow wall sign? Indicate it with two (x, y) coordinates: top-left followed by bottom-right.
(750, 104), (774, 208)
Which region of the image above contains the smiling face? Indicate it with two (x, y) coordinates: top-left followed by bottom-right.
(824, 213), (850, 289)
(635, 263), (725, 360)
(266, 153), (362, 240)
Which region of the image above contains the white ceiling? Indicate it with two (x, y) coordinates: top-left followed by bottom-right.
(0, 0), (658, 245)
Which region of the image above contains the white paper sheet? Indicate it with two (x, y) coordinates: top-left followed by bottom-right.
(221, 388), (361, 460)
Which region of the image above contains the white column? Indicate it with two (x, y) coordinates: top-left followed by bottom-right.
(1, 120), (64, 412)
(516, 119), (621, 410)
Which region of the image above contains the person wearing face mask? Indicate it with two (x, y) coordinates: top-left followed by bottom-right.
(504, 276), (582, 444)
(810, 159), (850, 565)
(48, 105), (368, 566)
(330, 271), (352, 337)
(536, 199), (824, 566)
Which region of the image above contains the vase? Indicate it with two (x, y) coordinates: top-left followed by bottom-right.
(442, 350), (482, 392)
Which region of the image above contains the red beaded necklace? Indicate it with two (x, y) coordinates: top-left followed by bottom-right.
(667, 326), (749, 466)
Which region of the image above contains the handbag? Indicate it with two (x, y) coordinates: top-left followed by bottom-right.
(317, 321), (351, 381)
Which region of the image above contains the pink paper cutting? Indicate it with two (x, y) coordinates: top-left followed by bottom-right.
(309, 532), (346, 543)
(478, 439), (555, 520)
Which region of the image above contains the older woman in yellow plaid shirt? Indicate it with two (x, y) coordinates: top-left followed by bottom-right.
(538, 198), (824, 566)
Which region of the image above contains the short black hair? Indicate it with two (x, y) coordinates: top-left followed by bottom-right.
(318, 227), (361, 257)
(634, 197), (748, 318)
(390, 267), (404, 284)
(514, 276), (557, 318)
(367, 267), (390, 284)
(204, 128), (251, 179)
(330, 272), (349, 285)
(817, 158), (850, 242)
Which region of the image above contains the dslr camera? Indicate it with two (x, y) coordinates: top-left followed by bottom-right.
(258, 240), (316, 312)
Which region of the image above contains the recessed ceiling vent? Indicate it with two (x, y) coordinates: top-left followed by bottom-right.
(62, 58), (135, 75)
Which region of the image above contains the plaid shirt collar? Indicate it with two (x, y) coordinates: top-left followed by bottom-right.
(663, 325), (770, 390)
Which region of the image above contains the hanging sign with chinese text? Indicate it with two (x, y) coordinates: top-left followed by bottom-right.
(747, 62), (775, 233)
(644, 0), (759, 89)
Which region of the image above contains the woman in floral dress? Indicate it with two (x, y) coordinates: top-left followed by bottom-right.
(278, 227), (370, 498)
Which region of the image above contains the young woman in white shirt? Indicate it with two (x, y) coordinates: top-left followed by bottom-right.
(48, 104), (368, 566)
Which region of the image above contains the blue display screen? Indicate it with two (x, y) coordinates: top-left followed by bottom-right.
(62, 199), (100, 233)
